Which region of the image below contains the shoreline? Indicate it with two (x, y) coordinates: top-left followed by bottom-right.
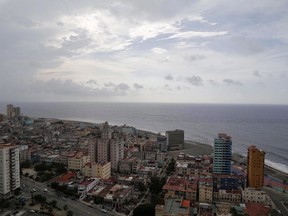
(27, 116), (288, 175)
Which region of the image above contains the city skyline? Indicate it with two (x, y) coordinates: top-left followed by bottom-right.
(0, 1), (288, 104)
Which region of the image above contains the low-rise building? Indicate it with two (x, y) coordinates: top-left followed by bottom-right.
(213, 174), (245, 190)
(68, 152), (90, 171)
(78, 178), (100, 195)
(244, 203), (271, 216)
(213, 189), (242, 203)
(163, 176), (197, 202)
(241, 187), (266, 203)
(198, 182), (213, 203)
(118, 157), (141, 174)
(155, 199), (190, 216)
(83, 162), (111, 179)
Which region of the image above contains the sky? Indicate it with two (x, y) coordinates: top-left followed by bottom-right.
(0, 0), (288, 104)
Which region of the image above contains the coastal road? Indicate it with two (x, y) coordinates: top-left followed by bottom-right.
(264, 186), (288, 216)
(21, 177), (116, 216)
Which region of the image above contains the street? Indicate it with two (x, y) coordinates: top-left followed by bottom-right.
(21, 177), (117, 216)
(264, 186), (288, 216)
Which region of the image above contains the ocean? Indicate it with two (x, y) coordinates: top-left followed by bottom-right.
(1, 102), (288, 173)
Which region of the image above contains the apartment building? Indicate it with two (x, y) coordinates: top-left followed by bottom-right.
(0, 144), (20, 199)
(68, 152), (90, 171)
(213, 133), (232, 174)
(247, 145), (265, 188)
(166, 130), (184, 151)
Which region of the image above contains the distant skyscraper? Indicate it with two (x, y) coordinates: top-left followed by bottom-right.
(6, 104), (21, 120)
(166, 129), (184, 151)
(0, 144), (20, 199)
(102, 121), (112, 140)
(6, 104), (14, 119)
(213, 133), (232, 174)
(247, 145), (265, 188)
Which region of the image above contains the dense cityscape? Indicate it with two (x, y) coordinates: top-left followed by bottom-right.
(0, 104), (288, 216)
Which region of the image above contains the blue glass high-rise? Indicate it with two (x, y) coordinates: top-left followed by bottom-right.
(213, 133), (232, 174)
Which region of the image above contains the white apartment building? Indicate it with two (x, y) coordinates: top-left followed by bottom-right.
(0, 144), (20, 199)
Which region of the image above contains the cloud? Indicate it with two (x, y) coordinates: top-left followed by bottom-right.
(184, 54), (206, 62)
(129, 21), (179, 41)
(104, 82), (130, 91)
(86, 79), (98, 85)
(208, 79), (218, 86)
(186, 76), (203, 86)
(223, 79), (243, 86)
(33, 79), (131, 98)
(165, 75), (174, 80)
(134, 83), (144, 89)
(151, 47), (167, 54)
(253, 70), (261, 77)
(167, 31), (228, 40)
(0, 0), (288, 104)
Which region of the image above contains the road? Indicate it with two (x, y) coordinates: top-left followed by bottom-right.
(264, 186), (288, 216)
(21, 177), (116, 216)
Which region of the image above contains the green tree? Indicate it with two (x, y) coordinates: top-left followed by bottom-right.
(55, 164), (67, 175)
(34, 194), (47, 203)
(48, 206), (53, 212)
(166, 158), (175, 175)
(51, 181), (59, 189)
(14, 187), (21, 195)
(20, 160), (31, 168)
(133, 204), (155, 216)
(63, 204), (68, 211)
(49, 199), (57, 208)
(67, 210), (73, 216)
(93, 196), (104, 204)
(34, 162), (52, 172)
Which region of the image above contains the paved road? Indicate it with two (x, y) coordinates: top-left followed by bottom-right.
(21, 177), (116, 216)
(264, 186), (288, 216)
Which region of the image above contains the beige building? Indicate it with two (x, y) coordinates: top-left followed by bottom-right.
(6, 104), (21, 120)
(118, 157), (141, 174)
(241, 187), (266, 203)
(110, 139), (124, 170)
(83, 162), (111, 179)
(68, 152), (90, 171)
(97, 139), (109, 163)
(199, 184), (213, 203)
(213, 189), (242, 203)
(0, 144), (20, 199)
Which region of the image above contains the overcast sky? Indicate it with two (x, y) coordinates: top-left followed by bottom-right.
(0, 0), (288, 104)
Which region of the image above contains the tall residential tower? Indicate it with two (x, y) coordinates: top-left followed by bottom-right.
(247, 145), (265, 188)
(213, 133), (232, 174)
(0, 144), (20, 199)
(166, 129), (184, 151)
